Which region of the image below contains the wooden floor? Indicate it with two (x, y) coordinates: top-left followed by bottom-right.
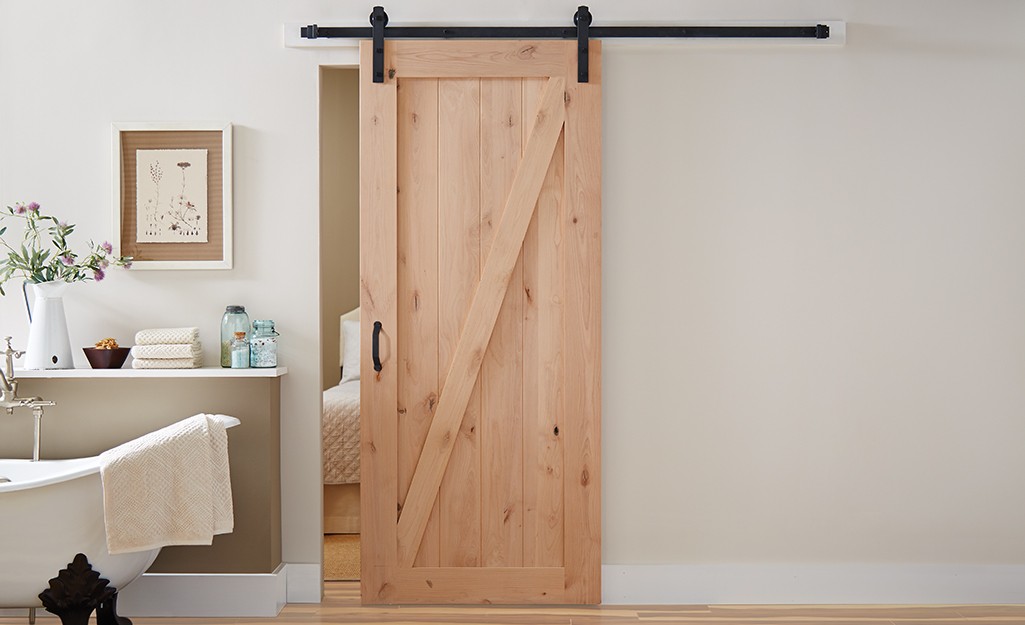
(6, 582), (1025, 624)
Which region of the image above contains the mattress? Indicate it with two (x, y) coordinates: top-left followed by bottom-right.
(323, 379), (360, 485)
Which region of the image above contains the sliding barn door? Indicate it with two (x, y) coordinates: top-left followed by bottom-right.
(359, 39), (601, 604)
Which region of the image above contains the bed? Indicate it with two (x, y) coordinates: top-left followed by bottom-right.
(323, 307), (361, 533)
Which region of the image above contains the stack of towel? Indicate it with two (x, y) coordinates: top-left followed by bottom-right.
(131, 327), (202, 369)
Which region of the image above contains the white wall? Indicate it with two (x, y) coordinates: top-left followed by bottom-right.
(602, 1), (1025, 566)
(5, 0), (1025, 602)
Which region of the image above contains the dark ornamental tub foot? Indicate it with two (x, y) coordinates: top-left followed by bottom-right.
(97, 591), (132, 625)
(38, 553), (117, 625)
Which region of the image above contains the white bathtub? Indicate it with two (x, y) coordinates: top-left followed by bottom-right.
(0, 456), (160, 609)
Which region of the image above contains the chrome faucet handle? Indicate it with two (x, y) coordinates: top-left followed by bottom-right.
(3, 337), (24, 355)
(2, 337), (24, 381)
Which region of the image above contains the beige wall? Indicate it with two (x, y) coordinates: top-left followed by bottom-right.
(320, 68), (361, 391)
(4, 0), (1025, 585)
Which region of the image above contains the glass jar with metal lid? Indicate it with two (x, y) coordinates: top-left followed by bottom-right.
(220, 305), (250, 367)
(250, 319), (278, 368)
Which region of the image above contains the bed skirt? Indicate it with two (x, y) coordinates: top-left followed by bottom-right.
(324, 483), (360, 534)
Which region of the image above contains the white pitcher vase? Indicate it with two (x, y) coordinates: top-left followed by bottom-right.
(24, 280), (74, 369)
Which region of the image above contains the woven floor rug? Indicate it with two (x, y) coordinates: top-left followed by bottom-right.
(324, 533), (360, 581)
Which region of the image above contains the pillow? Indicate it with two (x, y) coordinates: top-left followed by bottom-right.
(338, 306), (361, 366)
(340, 320), (360, 384)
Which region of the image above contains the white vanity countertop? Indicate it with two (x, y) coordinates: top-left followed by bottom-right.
(14, 366), (288, 379)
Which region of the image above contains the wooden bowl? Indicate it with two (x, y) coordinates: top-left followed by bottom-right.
(83, 347), (131, 369)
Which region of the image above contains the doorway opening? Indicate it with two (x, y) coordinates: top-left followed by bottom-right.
(320, 66), (361, 582)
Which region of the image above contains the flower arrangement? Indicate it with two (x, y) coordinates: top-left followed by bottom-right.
(0, 202), (132, 295)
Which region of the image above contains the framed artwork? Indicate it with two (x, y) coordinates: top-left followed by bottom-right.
(112, 122), (233, 269)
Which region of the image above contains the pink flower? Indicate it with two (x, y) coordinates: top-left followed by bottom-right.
(124, 260), (132, 269)
(99, 259), (109, 269)
(13, 204), (26, 215)
(27, 202), (39, 213)
(60, 254), (74, 265)
(101, 241), (113, 255)
(93, 267), (105, 281)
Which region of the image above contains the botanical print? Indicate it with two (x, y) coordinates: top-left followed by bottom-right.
(136, 149), (208, 243)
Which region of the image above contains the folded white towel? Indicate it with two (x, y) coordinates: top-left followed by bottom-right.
(131, 342), (202, 360)
(132, 355), (202, 369)
(135, 327), (200, 346)
(99, 414), (234, 555)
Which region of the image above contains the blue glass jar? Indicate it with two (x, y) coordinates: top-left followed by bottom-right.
(221, 305), (250, 367)
(250, 319), (278, 368)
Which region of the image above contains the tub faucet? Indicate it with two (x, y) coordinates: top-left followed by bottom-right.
(0, 336), (24, 398)
(0, 336), (31, 409)
(0, 337), (55, 461)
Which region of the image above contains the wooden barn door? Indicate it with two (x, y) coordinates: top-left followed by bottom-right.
(359, 39), (601, 604)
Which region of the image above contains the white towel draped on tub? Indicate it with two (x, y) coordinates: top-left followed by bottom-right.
(99, 414), (234, 555)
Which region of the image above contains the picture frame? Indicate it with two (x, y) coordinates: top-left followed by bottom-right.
(112, 122), (233, 269)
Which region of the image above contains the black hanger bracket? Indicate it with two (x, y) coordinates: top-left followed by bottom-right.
(371, 6), (387, 83)
(575, 6), (591, 83)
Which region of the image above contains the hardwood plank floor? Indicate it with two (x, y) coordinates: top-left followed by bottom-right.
(6, 582), (1025, 624)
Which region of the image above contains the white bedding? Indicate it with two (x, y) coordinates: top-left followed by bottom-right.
(323, 380), (360, 485)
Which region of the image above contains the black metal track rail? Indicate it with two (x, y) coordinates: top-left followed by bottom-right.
(304, 6), (829, 84)
(302, 25), (827, 40)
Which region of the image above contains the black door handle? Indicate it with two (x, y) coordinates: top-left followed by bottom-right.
(372, 321), (383, 372)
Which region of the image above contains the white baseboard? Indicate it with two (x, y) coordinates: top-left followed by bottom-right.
(286, 563), (323, 603)
(0, 609), (37, 619)
(1, 563), (309, 619)
(603, 565), (1025, 605)
(14, 563), (1023, 614)
(116, 563), (288, 617)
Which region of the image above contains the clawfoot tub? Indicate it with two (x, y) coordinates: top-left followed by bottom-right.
(0, 455), (159, 613)
(0, 415), (240, 619)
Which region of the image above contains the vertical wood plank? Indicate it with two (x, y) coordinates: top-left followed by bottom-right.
(520, 78), (542, 569)
(396, 77), (442, 569)
(437, 77), (482, 568)
(562, 41), (602, 604)
(521, 77), (565, 568)
(536, 133), (566, 568)
(359, 40), (399, 603)
(480, 77), (524, 568)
